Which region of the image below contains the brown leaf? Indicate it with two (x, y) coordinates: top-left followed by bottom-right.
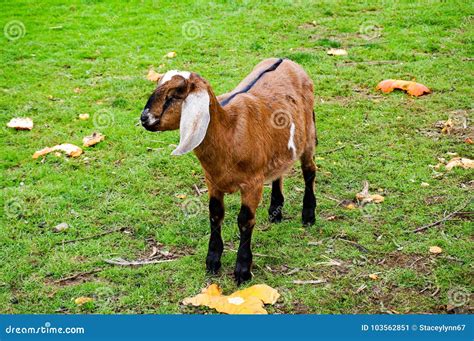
(146, 69), (163, 82)
(7, 117), (34, 130)
(83, 132), (105, 147)
(445, 157), (474, 171)
(376, 79), (431, 97)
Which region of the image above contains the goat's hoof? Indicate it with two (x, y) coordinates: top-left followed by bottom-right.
(206, 255), (221, 274)
(302, 209), (315, 226)
(234, 263), (252, 285)
(269, 213), (283, 223)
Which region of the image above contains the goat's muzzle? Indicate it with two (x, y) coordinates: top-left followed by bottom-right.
(140, 108), (160, 131)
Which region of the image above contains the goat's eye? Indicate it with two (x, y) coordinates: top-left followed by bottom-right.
(162, 97), (174, 112)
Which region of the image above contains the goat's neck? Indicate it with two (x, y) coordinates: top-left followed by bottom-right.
(194, 90), (236, 178)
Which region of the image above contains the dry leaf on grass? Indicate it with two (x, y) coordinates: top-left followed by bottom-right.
(165, 51), (177, 59)
(7, 117), (34, 130)
(465, 137), (473, 144)
(79, 113), (90, 120)
(356, 181), (385, 204)
(429, 246), (443, 254)
(182, 284), (280, 314)
(445, 157), (474, 171)
(376, 79), (431, 97)
(327, 48), (348, 56)
(53, 222), (69, 232)
(83, 132), (105, 147)
(147, 69), (163, 82)
(32, 147), (53, 159)
(33, 144), (83, 159)
(74, 297), (94, 306)
(369, 274), (379, 280)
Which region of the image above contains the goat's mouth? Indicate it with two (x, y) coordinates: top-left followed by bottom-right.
(140, 109), (161, 132)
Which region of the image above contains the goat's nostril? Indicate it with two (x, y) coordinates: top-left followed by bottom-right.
(141, 109), (150, 122)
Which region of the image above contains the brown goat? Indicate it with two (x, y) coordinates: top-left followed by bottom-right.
(141, 58), (316, 283)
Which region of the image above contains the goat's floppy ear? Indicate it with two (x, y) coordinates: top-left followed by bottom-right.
(171, 90), (210, 156)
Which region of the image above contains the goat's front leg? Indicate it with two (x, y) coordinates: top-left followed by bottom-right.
(206, 187), (225, 274)
(235, 183), (263, 284)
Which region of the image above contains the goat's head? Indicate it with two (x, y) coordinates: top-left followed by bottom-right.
(141, 71), (211, 155)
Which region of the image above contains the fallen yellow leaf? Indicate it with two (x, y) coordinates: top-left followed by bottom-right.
(74, 297), (94, 305)
(182, 284), (280, 314)
(32, 147), (53, 159)
(147, 69), (163, 82)
(445, 157), (474, 171)
(429, 246), (443, 254)
(83, 132), (105, 147)
(52, 144), (83, 157)
(79, 113), (90, 120)
(7, 117), (33, 130)
(327, 48), (348, 56)
(369, 274), (379, 280)
(176, 194), (187, 199)
(165, 51), (177, 58)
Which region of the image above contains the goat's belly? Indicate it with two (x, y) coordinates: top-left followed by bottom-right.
(264, 157), (296, 181)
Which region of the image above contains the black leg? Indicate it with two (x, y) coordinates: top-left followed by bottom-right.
(206, 194), (224, 274)
(302, 165), (316, 226)
(235, 205), (254, 285)
(268, 177), (284, 223)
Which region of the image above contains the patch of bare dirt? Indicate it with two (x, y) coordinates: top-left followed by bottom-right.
(376, 252), (432, 274)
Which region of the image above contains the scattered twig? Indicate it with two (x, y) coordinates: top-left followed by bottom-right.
(338, 238), (370, 253)
(104, 258), (176, 266)
(193, 184), (202, 196)
(412, 199), (472, 233)
(58, 227), (126, 245)
(431, 287), (440, 297)
(337, 60), (399, 67)
(320, 145), (346, 154)
(53, 268), (103, 285)
(292, 279), (327, 285)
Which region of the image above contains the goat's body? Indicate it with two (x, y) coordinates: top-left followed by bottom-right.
(141, 58), (317, 284)
(197, 58), (315, 194)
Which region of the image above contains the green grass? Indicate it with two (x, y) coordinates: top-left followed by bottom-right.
(1, 0), (473, 314)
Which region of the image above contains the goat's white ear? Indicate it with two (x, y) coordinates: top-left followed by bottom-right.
(171, 90), (210, 156)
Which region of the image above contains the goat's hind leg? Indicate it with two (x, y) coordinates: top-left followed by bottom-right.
(206, 187), (225, 274)
(300, 151), (316, 226)
(268, 177), (284, 223)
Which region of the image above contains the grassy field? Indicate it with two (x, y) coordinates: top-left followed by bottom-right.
(1, 0), (472, 314)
